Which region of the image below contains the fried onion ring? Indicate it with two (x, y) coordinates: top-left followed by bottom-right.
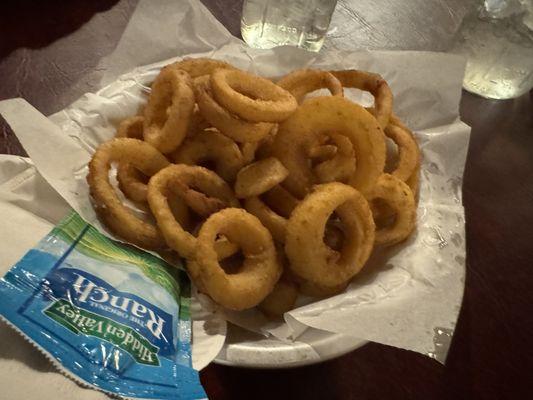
(273, 96), (386, 198)
(87, 138), (170, 250)
(144, 68), (195, 153)
(308, 143), (337, 162)
(384, 122), (420, 182)
(277, 69), (344, 103)
(166, 57), (234, 78)
(147, 164), (239, 258)
(258, 273), (298, 318)
(331, 69), (393, 129)
(117, 165), (149, 203)
(388, 112), (411, 132)
(118, 166), (192, 228)
(368, 111), (421, 210)
(251, 128), (278, 161)
(388, 114), (421, 199)
(164, 165), (239, 217)
(240, 141), (260, 164)
(190, 208), (282, 310)
(244, 195), (288, 243)
(244, 182), (299, 243)
(313, 134), (356, 184)
(214, 236), (240, 260)
(366, 174), (416, 246)
(115, 116), (144, 139)
(172, 128), (244, 183)
(285, 183), (375, 288)
(194, 77), (274, 143)
(262, 185), (298, 217)
(210, 69), (297, 122)
(187, 106), (211, 136)
(187, 235), (242, 294)
(235, 157), (289, 198)
(115, 116), (149, 203)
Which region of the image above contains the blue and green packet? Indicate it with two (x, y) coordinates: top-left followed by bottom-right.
(0, 211), (207, 400)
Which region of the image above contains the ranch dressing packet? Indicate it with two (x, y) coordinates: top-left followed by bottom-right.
(0, 211), (206, 400)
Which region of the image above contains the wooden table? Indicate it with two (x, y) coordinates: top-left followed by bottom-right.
(1, 1), (532, 399)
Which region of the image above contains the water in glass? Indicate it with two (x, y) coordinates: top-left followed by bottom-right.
(241, 0), (338, 52)
(451, 0), (533, 99)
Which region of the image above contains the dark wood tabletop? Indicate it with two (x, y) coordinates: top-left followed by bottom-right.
(1, 1), (532, 399)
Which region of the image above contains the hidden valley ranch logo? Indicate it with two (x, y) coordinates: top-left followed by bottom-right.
(43, 269), (174, 366)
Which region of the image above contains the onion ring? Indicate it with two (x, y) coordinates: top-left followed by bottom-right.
(115, 116), (144, 139)
(273, 96), (386, 198)
(214, 236), (240, 260)
(262, 185), (298, 218)
(186, 246), (240, 295)
(116, 166), (194, 227)
(185, 258), (206, 293)
(285, 182), (375, 288)
(367, 174), (417, 246)
(116, 164), (150, 203)
(162, 164), (239, 217)
(115, 116), (150, 203)
(326, 133), (354, 156)
(190, 208), (282, 310)
(235, 157), (289, 198)
(147, 164), (239, 258)
(384, 122), (420, 182)
(172, 128), (244, 183)
(87, 138), (170, 250)
(277, 69), (344, 103)
(388, 114), (421, 198)
(210, 69), (297, 123)
(251, 128), (278, 161)
(370, 111), (421, 213)
(240, 141), (260, 164)
(242, 180), (298, 244)
(166, 57), (234, 78)
(314, 155), (355, 184)
(194, 77), (274, 143)
(118, 166), (192, 229)
(308, 143), (337, 162)
(168, 196), (191, 231)
(331, 69), (393, 129)
(313, 134), (356, 184)
(244, 195), (288, 243)
(258, 273), (298, 318)
(388, 113), (412, 133)
(187, 106), (211, 136)
(143, 68), (195, 153)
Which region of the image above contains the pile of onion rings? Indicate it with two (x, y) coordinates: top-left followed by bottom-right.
(87, 57), (421, 316)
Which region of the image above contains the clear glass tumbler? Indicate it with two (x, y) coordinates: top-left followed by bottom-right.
(451, 0), (533, 99)
(241, 0), (338, 52)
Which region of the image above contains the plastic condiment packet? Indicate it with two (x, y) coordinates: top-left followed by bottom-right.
(0, 211), (207, 400)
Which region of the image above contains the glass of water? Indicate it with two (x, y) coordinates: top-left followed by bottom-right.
(451, 0), (533, 99)
(241, 0), (338, 52)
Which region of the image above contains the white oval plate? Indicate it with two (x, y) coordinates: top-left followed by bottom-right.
(214, 323), (367, 368)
